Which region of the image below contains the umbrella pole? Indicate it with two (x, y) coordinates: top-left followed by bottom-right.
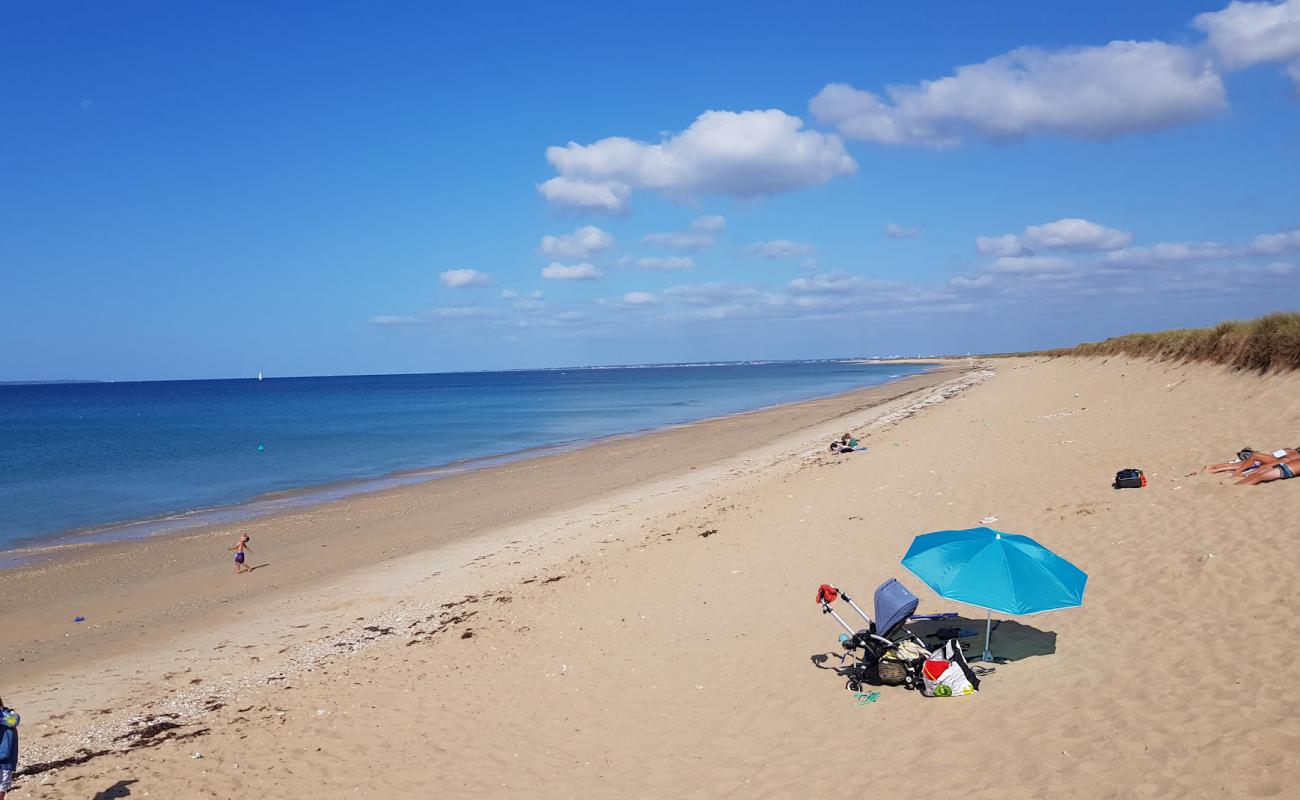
(982, 609), (993, 662)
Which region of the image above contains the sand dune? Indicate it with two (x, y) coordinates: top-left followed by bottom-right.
(6, 356), (1300, 798)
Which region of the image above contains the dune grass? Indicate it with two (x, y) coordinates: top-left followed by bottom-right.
(1043, 313), (1300, 372)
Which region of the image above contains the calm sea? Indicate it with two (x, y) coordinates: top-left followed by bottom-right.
(0, 361), (928, 553)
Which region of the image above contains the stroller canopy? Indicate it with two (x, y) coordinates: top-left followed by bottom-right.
(874, 578), (919, 637)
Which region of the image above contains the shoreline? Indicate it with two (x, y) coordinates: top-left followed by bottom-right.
(0, 363), (938, 565)
(12, 354), (1300, 798)
(1, 361), (978, 722)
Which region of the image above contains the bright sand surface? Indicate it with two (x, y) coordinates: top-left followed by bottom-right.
(4, 356), (1300, 798)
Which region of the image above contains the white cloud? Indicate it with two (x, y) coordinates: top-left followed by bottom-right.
(953, 223), (1300, 302)
(1248, 227), (1300, 254)
(642, 216), (727, 251)
(811, 40), (1225, 147)
(500, 289), (518, 300)
(439, 268), (490, 288)
(663, 282), (761, 303)
(1104, 241), (1234, 267)
(637, 255), (695, 270)
(788, 274), (886, 294)
(747, 239), (817, 258)
(950, 274), (996, 288)
(978, 218), (1131, 258)
(691, 215), (727, 233)
(884, 222), (921, 239)
(1098, 227), (1300, 267)
(432, 306), (494, 319)
(642, 231), (716, 250)
(529, 290), (544, 299)
(370, 315), (422, 326)
(1195, 0), (1300, 72)
(975, 233), (1028, 257)
(540, 110), (856, 212)
(540, 225), (616, 259)
(638, 221), (1300, 328)
(989, 255), (1075, 273)
(536, 176), (631, 214)
(1024, 218), (1132, 251)
(541, 262), (603, 281)
(622, 291), (658, 305)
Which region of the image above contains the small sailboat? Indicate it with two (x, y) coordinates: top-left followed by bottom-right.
(258, 371), (263, 381)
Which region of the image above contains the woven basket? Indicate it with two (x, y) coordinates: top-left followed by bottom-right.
(877, 658), (910, 686)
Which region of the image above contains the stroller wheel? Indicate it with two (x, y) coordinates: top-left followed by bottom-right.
(846, 679), (862, 692)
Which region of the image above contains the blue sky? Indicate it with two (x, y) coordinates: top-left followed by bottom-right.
(2, 0), (1298, 381)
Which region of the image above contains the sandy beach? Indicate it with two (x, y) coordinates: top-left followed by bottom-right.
(4, 356), (1300, 798)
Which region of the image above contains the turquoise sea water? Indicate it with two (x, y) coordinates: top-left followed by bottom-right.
(0, 361), (928, 553)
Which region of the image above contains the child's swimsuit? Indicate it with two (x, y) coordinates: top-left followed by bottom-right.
(235, 551), (245, 563)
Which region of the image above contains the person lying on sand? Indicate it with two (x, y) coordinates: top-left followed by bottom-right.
(1204, 447), (1298, 477)
(1236, 451), (1298, 486)
(229, 533), (252, 574)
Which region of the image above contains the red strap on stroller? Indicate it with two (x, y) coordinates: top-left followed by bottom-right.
(817, 584), (839, 604)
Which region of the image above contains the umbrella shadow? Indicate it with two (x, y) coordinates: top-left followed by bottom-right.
(907, 617), (1058, 661)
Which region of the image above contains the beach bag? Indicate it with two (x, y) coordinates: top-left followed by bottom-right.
(920, 639), (980, 697)
(1113, 468), (1146, 489)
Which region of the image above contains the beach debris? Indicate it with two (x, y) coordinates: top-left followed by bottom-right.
(980, 516), (999, 525)
(698, 529), (718, 538)
(73, 616), (86, 623)
(20, 748), (115, 778)
(192, 752), (203, 759)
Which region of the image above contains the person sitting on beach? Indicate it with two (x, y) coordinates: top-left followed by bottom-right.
(1236, 450), (1299, 486)
(0, 696), (18, 800)
(830, 433), (863, 453)
(229, 533), (252, 574)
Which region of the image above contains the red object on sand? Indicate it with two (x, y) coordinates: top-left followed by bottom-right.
(817, 584), (839, 604)
(923, 660), (951, 682)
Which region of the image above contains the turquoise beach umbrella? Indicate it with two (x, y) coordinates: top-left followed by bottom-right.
(901, 527), (1087, 662)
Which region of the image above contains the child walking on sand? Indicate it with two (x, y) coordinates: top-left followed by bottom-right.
(0, 696), (18, 800)
(229, 533), (251, 574)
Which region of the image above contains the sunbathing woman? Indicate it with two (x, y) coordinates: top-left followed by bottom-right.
(1205, 447), (1298, 478)
(1237, 451), (1299, 485)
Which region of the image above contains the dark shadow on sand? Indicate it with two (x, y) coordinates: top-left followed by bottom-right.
(907, 616), (1058, 661)
(809, 650), (882, 688)
(94, 780), (138, 799)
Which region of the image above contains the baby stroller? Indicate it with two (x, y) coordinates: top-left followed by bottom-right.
(817, 578), (930, 691)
